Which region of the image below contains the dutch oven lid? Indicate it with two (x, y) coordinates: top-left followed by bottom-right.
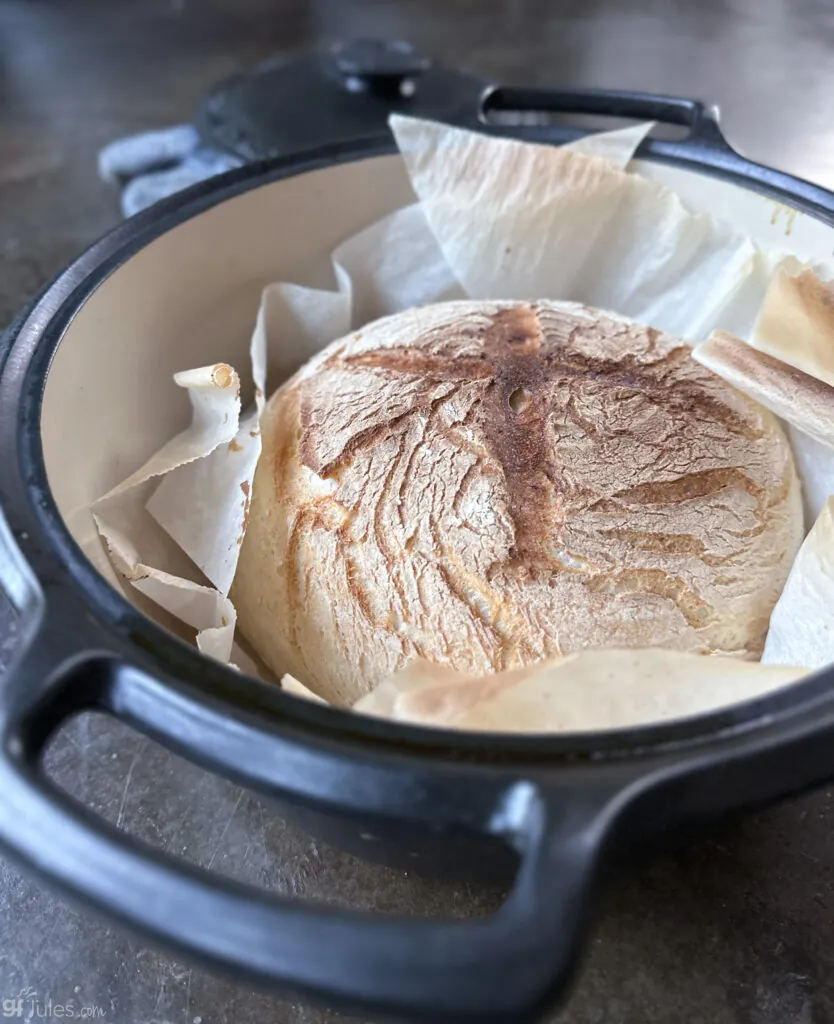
(196, 39), (489, 161)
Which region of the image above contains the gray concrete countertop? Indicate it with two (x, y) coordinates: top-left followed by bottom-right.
(2, 2), (834, 1022)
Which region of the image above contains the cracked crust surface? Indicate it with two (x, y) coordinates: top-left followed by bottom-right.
(232, 300), (804, 705)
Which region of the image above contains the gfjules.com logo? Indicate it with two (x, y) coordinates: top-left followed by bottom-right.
(2, 988), (106, 1019)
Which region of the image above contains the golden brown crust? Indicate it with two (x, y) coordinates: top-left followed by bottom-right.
(233, 300), (803, 705)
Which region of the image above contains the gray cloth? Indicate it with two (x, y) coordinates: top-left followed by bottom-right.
(98, 124), (242, 217)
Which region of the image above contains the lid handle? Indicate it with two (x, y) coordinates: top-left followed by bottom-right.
(330, 39), (432, 98)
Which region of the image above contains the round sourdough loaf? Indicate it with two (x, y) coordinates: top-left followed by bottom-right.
(233, 300), (803, 705)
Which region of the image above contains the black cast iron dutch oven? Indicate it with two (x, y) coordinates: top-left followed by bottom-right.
(2, 85), (834, 1024)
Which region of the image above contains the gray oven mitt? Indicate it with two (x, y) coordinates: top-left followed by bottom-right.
(98, 124), (242, 217)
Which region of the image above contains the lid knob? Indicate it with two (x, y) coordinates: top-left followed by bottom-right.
(331, 39), (432, 97)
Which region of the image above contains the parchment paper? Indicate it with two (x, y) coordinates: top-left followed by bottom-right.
(763, 498), (834, 669)
(92, 363), (241, 657)
(354, 649), (807, 732)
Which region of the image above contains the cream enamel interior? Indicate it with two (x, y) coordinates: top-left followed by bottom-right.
(40, 151), (834, 622)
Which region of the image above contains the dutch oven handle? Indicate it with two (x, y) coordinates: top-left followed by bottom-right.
(0, 503), (631, 1023)
(476, 86), (834, 212)
(479, 85), (732, 154)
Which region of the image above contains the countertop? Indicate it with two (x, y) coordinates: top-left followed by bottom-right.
(2, 2), (834, 1022)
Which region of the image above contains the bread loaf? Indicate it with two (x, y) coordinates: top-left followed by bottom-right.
(233, 300), (803, 705)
